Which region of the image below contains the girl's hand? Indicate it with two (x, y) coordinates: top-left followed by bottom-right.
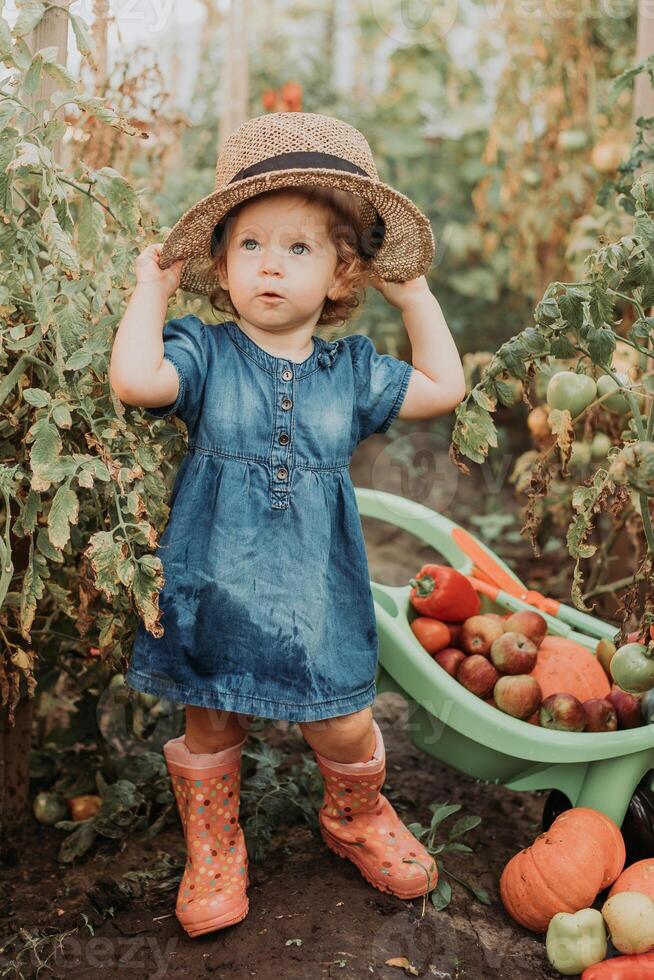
(366, 271), (432, 311)
(135, 243), (184, 297)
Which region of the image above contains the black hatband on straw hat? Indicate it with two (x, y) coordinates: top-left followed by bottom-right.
(209, 150), (386, 260)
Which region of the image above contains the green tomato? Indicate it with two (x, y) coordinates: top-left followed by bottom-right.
(33, 791), (68, 826)
(597, 373), (630, 414)
(557, 130), (590, 153)
(590, 432), (612, 459)
(610, 642), (654, 694)
(601, 892), (654, 955)
(569, 441), (592, 468)
(546, 371), (597, 418)
(546, 908), (607, 976)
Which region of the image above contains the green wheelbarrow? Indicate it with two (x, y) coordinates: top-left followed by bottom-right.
(356, 487), (654, 848)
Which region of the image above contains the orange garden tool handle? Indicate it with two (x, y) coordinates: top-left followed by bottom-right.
(453, 527), (618, 642)
(453, 528), (562, 615)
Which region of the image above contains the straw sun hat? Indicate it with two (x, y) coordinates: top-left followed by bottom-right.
(158, 111), (435, 295)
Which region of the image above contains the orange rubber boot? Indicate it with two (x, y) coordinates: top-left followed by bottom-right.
(163, 733), (249, 937)
(314, 719), (438, 900)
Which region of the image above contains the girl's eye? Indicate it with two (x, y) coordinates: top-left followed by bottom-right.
(239, 239), (310, 254)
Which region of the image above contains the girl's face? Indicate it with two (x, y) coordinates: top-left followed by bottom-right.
(215, 192), (344, 335)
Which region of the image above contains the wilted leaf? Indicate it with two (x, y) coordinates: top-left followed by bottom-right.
(385, 957), (419, 976)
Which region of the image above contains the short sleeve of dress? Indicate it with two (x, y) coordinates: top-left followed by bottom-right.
(145, 314), (210, 427)
(346, 333), (413, 442)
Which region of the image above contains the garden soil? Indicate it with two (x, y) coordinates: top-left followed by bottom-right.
(0, 425), (621, 979)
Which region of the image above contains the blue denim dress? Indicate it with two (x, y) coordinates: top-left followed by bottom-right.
(125, 316), (413, 722)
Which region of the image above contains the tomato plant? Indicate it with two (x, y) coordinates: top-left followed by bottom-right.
(450, 56), (654, 647)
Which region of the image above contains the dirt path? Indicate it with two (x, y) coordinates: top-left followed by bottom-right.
(1, 429), (610, 979)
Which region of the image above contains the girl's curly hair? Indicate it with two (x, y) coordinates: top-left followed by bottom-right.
(207, 185), (381, 328)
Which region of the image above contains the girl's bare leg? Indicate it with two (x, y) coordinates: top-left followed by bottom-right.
(184, 706), (254, 753)
(298, 706), (376, 763)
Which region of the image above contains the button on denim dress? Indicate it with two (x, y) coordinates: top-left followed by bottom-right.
(125, 315), (413, 722)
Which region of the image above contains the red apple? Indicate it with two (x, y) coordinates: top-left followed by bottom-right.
(539, 693), (587, 732)
(502, 610), (548, 647)
(433, 648), (466, 677)
(459, 615), (505, 657)
(489, 632), (538, 675)
(608, 685), (643, 729)
(583, 698), (618, 732)
(457, 654), (500, 698)
(494, 675), (543, 719)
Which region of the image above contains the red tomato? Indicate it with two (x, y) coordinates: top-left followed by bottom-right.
(261, 89), (278, 111)
(410, 616), (451, 654)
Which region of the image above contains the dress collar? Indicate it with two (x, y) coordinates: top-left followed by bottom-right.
(223, 320), (341, 377)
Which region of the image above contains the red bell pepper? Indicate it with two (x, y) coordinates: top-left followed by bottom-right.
(582, 951), (654, 980)
(409, 564), (481, 622)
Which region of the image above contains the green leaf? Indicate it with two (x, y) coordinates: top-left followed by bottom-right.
(58, 819), (98, 863)
(15, 489), (40, 536)
(70, 13), (94, 62)
(452, 400), (498, 464)
(41, 204), (80, 277)
(65, 349), (92, 371)
(471, 386), (495, 412)
(473, 888), (492, 905)
(588, 286), (615, 332)
(52, 403), (72, 428)
(22, 387), (51, 407)
(43, 60), (78, 94)
(48, 485), (79, 549)
(608, 65), (643, 103)
(20, 543), (47, 637)
(430, 803), (461, 828)
(449, 815), (482, 839)
(550, 335), (577, 359)
(78, 194), (105, 260)
(430, 878), (452, 911)
(635, 209), (654, 244)
(13, 1), (46, 39)
(8, 139), (40, 170)
(29, 417), (62, 469)
(558, 286), (587, 333)
(23, 54), (43, 95)
(493, 377), (518, 407)
(534, 296), (560, 326)
(94, 167), (141, 235)
(630, 316), (654, 342)
(586, 324), (616, 366)
(0, 14), (12, 59)
(36, 526), (62, 562)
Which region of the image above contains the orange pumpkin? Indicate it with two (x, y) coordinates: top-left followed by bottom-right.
(500, 807), (625, 932)
(609, 860), (654, 902)
(525, 636), (611, 724)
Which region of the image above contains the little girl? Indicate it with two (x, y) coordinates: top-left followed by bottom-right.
(110, 111), (466, 939)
